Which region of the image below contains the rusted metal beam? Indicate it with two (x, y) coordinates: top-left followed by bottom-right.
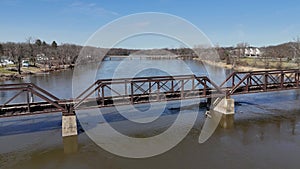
(30, 83), (60, 101)
(2, 90), (25, 106)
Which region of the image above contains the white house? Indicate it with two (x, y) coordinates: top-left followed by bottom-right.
(244, 49), (250, 56)
(255, 48), (261, 56)
(36, 53), (49, 63)
(0, 59), (14, 67)
(244, 48), (261, 57)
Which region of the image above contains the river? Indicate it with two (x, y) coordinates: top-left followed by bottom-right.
(0, 58), (300, 169)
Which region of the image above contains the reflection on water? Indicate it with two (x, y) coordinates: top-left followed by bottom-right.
(0, 59), (300, 169)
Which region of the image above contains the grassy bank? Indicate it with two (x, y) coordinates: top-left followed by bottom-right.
(0, 66), (22, 81)
(0, 64), (73, 81)
(238, 58), (299, 70)
(196, 57), (300, 72)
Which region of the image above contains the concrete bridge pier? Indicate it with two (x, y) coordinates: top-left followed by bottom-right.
(62, 115), (78, 137)
(62, 107), (78, 137)
(214, 97), (235, 129)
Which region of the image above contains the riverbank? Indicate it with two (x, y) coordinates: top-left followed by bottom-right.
(195, 58), (269, 72)
(195, 57), (299, 72)
(0, 64), (73, 81)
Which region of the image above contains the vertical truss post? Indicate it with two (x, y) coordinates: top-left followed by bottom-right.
(280, 71), (284, 89)
(232, 73), (235, 87)
(264, 73), (268, 91)
(149, 81), (152, 93)
(295, 71), (299, 88)
(131, 82), (134, 104)
(26, 88), (31, 112)
(226, 90), (230, 99)
(30, 91), (34, 102)
(192, 76), (195, 90)
(157, 81), (160, 101)
(246, 75), (249, 92)
(249, 72), (253, 86)
(97, 89), (100, 98)
(101, 85), (105, 106)
(203, 79), (207, 96)
(125, 81), (128, 96)
(181, 79), (184, 99)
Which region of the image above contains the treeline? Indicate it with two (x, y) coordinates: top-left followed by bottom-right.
(261, 42), (300, 60)
(1, 37), (300, 74)
(0, 38), (82, 74)
(0, 38), (200, 74)
(0, 39), (137, 74)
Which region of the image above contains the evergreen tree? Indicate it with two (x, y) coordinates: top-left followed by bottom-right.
(35, 39), (42, 46)
(51, 41), (58, 49)
(42, 41), (47, 46)
(0, 44), (3, 56)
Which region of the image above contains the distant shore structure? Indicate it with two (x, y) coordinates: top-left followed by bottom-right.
(244, 48), (261, 57)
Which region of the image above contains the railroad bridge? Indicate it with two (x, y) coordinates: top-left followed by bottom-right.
(1, 69), (299, 136)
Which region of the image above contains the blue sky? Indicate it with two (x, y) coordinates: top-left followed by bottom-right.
(1, 0), (300, 48)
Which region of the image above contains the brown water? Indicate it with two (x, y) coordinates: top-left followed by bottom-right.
(1, 59), (300, 169)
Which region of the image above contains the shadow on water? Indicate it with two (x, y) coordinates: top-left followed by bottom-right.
(0, 113), (85, 137)
(0, 102), (204, 138)
(0, 114), (62, 136)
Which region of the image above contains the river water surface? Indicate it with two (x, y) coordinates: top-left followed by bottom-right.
(0, 59), (300, 169)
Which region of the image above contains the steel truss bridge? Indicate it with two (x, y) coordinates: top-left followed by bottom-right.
(0, 69), (299, 117)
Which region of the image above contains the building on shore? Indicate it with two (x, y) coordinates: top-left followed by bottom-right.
(244, 48), (261, 57)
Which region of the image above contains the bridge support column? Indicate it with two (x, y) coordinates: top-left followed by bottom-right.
(214, 98), (235, 128)
(62, 113), (78, 137)
(214, 98), (235, 115)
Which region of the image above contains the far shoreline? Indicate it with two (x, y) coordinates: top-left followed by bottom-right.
(195, 58), (271, 72)
(0, 64), (74, 82)
(194, 56), (299, 72)
(1, 57), (298, 82)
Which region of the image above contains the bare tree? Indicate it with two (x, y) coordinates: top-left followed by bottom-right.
(236, 42), (249, 62)
(261, 47), (270, 69)
(216, 47), (231, 64)
(26, 37), (36, 66)
(0, 44), (3, 56)
(0, 44), (4, 63)
(290, 37), (300, 68)
(4, 43), (23, 74)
